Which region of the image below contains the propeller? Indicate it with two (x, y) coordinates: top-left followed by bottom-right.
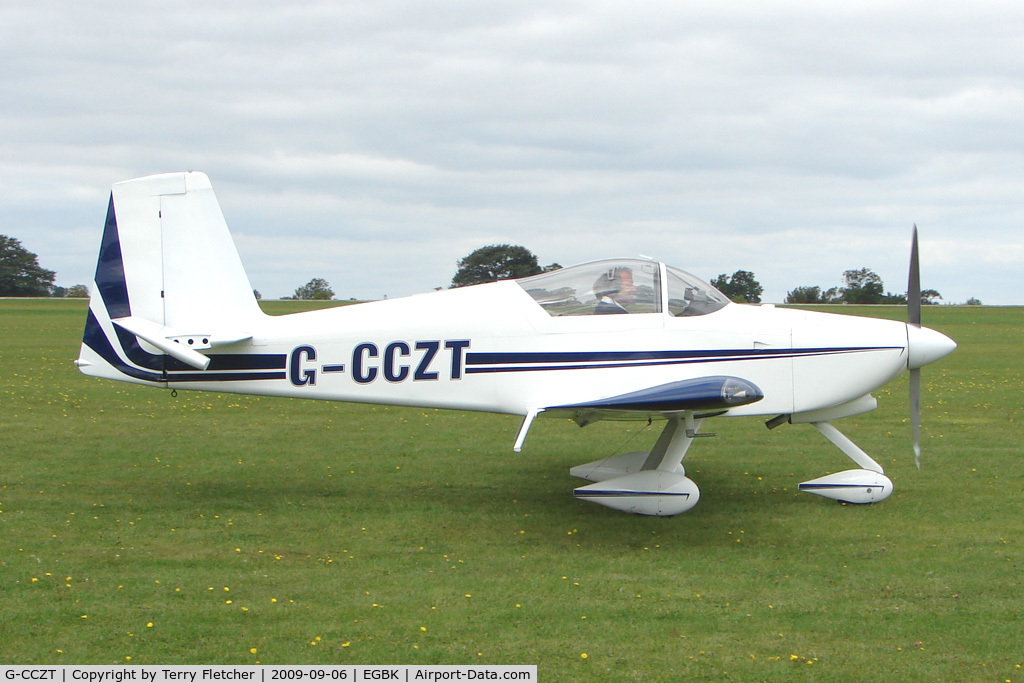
(904, 227), (957, 469)
(908, 225), (922, 468)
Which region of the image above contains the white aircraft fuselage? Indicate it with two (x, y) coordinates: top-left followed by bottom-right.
(77, 172), (956, 516)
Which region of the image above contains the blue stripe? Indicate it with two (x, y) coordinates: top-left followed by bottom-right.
(166, 371), (287, 383)
(465, 347), (899, 375)
(94, 194), (131, 319)
(573, 491), (693, 498)
(798, 484), (876, 490)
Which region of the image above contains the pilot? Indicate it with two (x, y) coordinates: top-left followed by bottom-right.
(593, 267), (637, 314)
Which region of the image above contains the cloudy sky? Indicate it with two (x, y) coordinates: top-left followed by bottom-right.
(3, 0), (1023, 304)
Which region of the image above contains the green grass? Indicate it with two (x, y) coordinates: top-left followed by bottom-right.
(1, 299), (1021, 681)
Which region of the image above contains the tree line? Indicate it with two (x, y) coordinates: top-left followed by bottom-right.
(446, 245), (953, 306)
(2, 235), (964, 304)
(785, 267), (944, 305)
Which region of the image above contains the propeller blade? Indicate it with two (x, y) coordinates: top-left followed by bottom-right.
(908, 225), (922, 468)
(910, 367), (921, 469)
(908, 225), (921, 327)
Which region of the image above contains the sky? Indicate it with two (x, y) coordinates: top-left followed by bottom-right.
(3, 0), (1023, 304)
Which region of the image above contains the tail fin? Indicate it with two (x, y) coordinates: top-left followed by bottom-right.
(77, 172), (263, 384)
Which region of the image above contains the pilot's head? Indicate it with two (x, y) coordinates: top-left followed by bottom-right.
(594, 267), (636, 304)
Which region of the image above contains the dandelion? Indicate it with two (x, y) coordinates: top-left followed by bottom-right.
(146, 622), (153, 628)
(581, 653), (588, 660)
(250, 648), (258, 655)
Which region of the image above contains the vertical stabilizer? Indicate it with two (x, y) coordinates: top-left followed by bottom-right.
(77, 172), (263, 384)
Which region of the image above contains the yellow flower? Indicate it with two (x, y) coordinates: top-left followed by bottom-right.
(249, 648), (258, 655)
(581, 653), (588, 660)
(146, 622), (153, 628)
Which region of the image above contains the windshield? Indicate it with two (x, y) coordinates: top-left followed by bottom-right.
(665, 265), (730, 316)
(517, 259), (731, 317)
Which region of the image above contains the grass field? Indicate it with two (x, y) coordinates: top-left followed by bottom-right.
(1, 299), (1021, 681)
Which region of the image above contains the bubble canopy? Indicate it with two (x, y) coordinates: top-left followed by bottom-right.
(516, 258), (731, 317)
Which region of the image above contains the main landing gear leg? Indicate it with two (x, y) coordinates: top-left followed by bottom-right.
(798, 421), (894, 504)
(570, 414), (705, 517)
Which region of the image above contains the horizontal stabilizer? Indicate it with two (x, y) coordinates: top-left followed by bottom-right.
(113, 316), (212, 370)
(552, 375), (763, 414)
(112, 315), (253, 371)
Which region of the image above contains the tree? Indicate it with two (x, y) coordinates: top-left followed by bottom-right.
(451, 244), (546, 288)
(785, 285), (824, 304)
(0, 235), (56, 296)
(293, 278), (335, 300)
(65, 284), (90, 298)
(711, 270), (763, 304)
(840, 268), (885, 304)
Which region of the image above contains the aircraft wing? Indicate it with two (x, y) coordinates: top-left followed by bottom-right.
(513, 375), (763, 451)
